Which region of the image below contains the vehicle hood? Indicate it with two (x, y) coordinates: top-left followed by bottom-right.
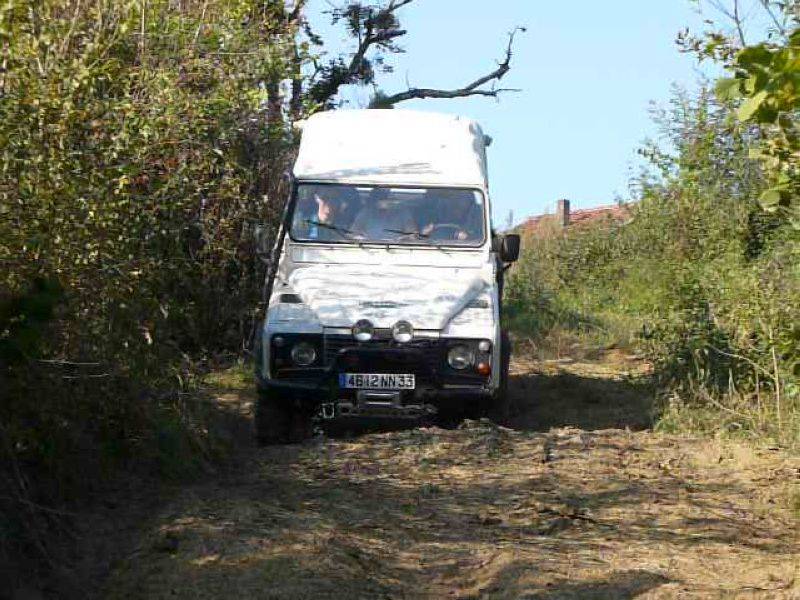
(286, 264), (488, 330)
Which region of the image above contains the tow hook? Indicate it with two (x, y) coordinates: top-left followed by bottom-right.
(319, 403), (336, 420)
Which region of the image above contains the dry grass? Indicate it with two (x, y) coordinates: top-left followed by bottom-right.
(102, 355), (800, 599)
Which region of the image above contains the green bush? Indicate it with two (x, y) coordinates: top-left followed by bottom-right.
(0, 0), (297, 581)
(507, 87), (799, 448)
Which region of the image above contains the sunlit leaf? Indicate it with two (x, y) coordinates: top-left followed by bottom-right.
(736, 90), (768, 121)
(715, 77), (742, 101)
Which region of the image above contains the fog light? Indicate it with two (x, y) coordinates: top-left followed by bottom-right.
(447, 345), (475, 370)
(392, 320), (414, 343)
(291, 342), (316, 366)
(352, 319), (374, 342)
(476, 361), (491, 376)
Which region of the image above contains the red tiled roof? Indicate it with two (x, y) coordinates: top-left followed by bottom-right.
(520, 203), (631, 233)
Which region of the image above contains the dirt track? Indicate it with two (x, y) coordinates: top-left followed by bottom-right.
(102, 354), (800, 599)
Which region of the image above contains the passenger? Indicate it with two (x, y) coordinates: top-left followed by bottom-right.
(351, 188), (417, 239)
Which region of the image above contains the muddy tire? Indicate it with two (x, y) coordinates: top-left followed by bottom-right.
(287, 409), (315, 444)
(491, 331), (512, 423)
(255, 389), (291, 446)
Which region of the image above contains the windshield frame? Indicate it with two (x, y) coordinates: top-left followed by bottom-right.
(286, 181), (489, 249)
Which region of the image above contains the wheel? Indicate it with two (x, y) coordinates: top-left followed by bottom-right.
(287, 408), (314, 443)
(435, 406), (467, 429)
(491, 331), (512, 423)
(255, 388), (315, 445)
(255, 388), (291, 445)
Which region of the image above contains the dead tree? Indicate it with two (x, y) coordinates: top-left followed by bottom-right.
(303, 1), (524, 110)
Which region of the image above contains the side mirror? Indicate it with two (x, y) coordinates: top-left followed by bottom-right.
(500, 234), (520, 263)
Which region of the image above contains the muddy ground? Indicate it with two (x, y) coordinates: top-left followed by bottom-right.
(86, 353), (800, 599)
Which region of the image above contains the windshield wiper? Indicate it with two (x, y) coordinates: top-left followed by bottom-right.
(304, 219), (357, 240)
(383, 228), (430, 240)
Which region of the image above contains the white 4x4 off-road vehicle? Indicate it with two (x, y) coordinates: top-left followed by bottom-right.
(255, 110), (520, 443)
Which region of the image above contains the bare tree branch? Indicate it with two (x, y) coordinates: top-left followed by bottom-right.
(708, 0), (747, 46)
(384, 0), (415, 12)
(733, 0), (747, 47)
(287, 0), (310, 121)
(288, 0), (309, 23)
(371, 26), (524, 108)
(705, 0), (796, 47)
(758, 0), (789, 36)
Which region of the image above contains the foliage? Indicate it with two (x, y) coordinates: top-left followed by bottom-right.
(507, 87), (800, 449)
(508, 1), (800, 449)
(716, 29), (800, 223)
(680, 1), (800, 222)
(0, 0), (299, 587)
(0, 277), (63, 365)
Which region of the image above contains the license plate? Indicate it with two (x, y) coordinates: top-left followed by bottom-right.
(339, 373), (416, 390)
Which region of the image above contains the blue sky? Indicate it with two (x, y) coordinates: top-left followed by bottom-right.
(305, 1), (719, 225)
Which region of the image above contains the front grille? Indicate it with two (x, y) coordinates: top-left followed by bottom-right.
(297, 333), (492, 387)
(323, 334), (441, 367)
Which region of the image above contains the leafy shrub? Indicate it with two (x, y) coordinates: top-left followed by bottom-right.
(507, 86), (799, 448)
(0, 0), (297, 584)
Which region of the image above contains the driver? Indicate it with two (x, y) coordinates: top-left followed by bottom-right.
(421, 191), (481, 241)
(306, 191), (342, 241)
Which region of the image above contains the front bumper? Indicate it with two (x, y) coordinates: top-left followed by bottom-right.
(256, 372), (491, 402)
(256, 341), (493, 412)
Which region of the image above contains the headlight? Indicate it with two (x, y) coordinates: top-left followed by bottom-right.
(352, 319), (374, 342)
(392, 320), (414, 343)
(447, 345), (475, 370)
(291, 342), (316, 366)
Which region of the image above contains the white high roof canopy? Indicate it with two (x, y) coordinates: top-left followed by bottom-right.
(293, 110), (490, 188)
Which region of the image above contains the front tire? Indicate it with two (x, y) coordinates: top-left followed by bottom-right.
(255, 388), (315, 445)
(255, 388), (291, 445)
(491, 331), (512, 423)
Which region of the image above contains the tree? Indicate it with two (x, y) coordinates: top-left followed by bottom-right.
(679, 0), (800, 224)
(267, 1), (523, 115)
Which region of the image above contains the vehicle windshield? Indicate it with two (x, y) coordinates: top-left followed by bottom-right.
(290, 184), (486, 247)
